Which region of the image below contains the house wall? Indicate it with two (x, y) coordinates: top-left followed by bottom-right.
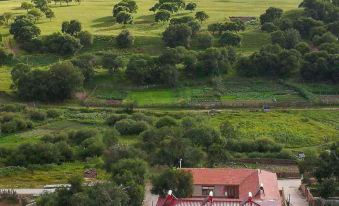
(192, 185), (229, 197)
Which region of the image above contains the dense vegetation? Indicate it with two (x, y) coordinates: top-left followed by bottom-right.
(0, 0), (338, 204)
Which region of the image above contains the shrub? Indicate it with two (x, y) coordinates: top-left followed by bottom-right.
(219, 32), (241, 46)
(195, 32), (213, 49)
(115, 119), (148, 135)
(0, 104), (25, 112)
(116, 29), (134, 48)
(106, 114), (128, 126)
(261, 22), (278, 32)
(0, 47), (13, 65)
(78, 31), (93, 47)
(46, 109), (61, 118)
(29, 110), (47, 121)
(155, 116), (177, 128)
(44, 32), (82, 55)
(116, 11), (133, 24)
(68, 129), (97, 144)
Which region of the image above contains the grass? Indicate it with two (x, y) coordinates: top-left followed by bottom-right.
(0, 0), (301, 36)
(0, 162), (110, 188)
(208, 109), (339, 148)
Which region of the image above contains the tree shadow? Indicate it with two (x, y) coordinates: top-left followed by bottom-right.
(92, 16), (116, 28)
(134, 14), (154, 24)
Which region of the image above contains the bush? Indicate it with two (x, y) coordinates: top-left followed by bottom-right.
(116, 11), (133, 24)
(106, 114), (128, 126)
(29, 110), (47, 121)
(0, 116), (32, 134)
(0, 47), (13, 65)
(0, 104), (25, 112)
(116, 29), (134, 48)
(219, 32), (241, 46)
(155, 116), (177, 128)
(44, 32), (82, 56)
(195, 32), (213, 49)
(78, 31), (93, 47)
(115, 119), (148, 135)
(46, 109), (61, 118)
(261, 22), (278, 32)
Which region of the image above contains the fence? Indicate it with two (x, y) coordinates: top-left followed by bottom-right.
(300, 184), (316, 206)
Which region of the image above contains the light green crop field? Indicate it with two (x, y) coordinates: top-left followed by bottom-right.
(0, 162), (110, 188)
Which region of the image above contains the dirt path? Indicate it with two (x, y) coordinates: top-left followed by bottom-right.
(278, 179), (308, 206)
(144, 182), (159, 206)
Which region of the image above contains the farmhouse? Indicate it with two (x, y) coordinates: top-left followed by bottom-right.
(156, 168), (283, 206)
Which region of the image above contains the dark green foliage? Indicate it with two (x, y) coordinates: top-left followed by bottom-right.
(299, 0), (339, 23)
(155, 116), (177, 128)
(46, 109), (61, 118)
(195, 11), (208, 22)
(155, 10), (171, 22)
(271, 29), (301, 49)
(110, 158), (147, 206)
(116, 11), (133, 24)
(293, 17), (324, 38)
(318, 178), (337, 198)
(196, 47), (233, 76)
(9, 17), (40, 42)
(106, 114), (128, 126)
(78, 31), (93, 47)
(295, 42), (311, 54)
(68, 128), (97, 145)
(61, 20), (82, 36)
(113, 0), (138, 15)
(0, 104), (26, 113)
(183, 126), (222, 148)
(259, 7), (283, 24)
(71, 54), (98, 82)
(208, 23), (224, 35)
(162, 24), (192, 48)
(236, 44), (302, 78)
(219, 32), (241, 46)
(114, 119), (148, 135)
(300, 51), (339, 83)
(29, 110), (47, 121)
(151, 169), (193, 198)
(158, 3), (178, 13)
(327, 21), (339, 37)
(185, 2), (196, 11)
(227, 137), (282, 153)
(44, 32), (82, 55)
(125, 54), (156, 85)
(6, 142), (73, 166)
(113, 5), (129, 17)
(223, 21), (245, 32)
(37, 181), (129, 206)
(101, 52), (124, 73)
(0, 47), (13, 65)
(261, 22), (278, 32)
(318, 42), (339, 54)
(312, 32), (337, 46)
(116, 29), (134, 48)
(14, 62), (84, 102)
(0, 114), (32, 134)
(195, 32), (213, 49)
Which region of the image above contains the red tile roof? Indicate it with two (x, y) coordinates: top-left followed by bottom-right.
(182, 168), (258, 185)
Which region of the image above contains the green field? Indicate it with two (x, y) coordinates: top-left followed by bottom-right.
(0, 0), (301, 36)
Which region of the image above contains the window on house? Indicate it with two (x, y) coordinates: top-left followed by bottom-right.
(202, 186), (214, 196)
(224, 186), (239, 198)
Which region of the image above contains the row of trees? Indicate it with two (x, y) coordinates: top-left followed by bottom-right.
(9, 17), (93, 55)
